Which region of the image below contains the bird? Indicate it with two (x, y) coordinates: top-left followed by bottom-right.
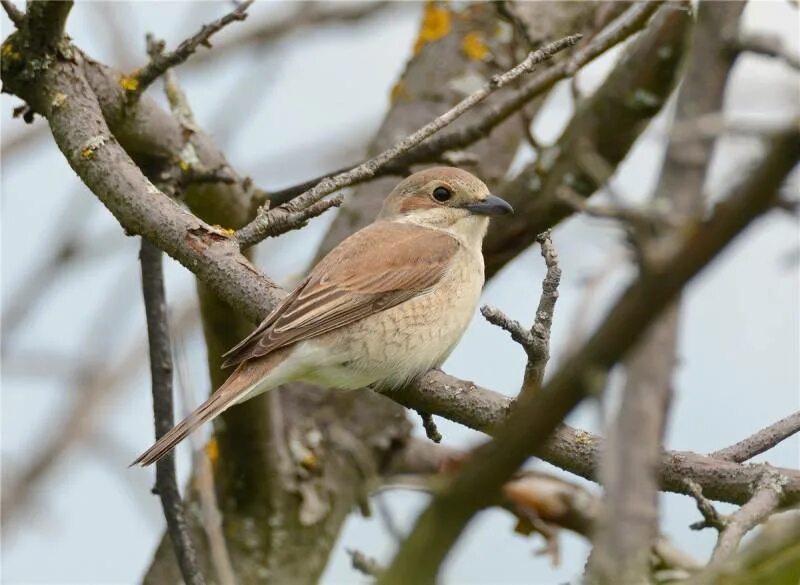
(133, 167), (513, 466)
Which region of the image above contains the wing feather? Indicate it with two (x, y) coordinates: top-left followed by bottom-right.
(221, 221), (459, 368)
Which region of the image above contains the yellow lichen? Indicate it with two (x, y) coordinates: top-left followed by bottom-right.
(413, 3), (452, 55)
(1, 40), (22, 61)
(390, 81), (409, 105)
(213, 226), (236, 236)
(79, 136), (107, 160)
(300, 451), (319, 470)
(119, 75), (140, 92)
(461, 31), (489, 61)
(51, 93), (68, 109)
(178, 159), (191, 172)
(206, 437), (219, 466)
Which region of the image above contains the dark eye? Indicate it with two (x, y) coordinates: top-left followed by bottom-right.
(432, 186), (452, 202)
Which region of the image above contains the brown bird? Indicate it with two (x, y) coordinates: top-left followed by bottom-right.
(133, 167), (512, 466)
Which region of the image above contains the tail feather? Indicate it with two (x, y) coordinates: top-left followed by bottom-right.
(132, 355), (282, 467)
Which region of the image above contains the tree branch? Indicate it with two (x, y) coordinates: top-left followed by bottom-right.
(710, 472), (787, 565)
(684, 511), (800, 585)
(481, 231), (561, 396)
(234, 33), (582, 249)
(1, 0), (24, 27)
(140, 240), (205, 585)
(391, 370), (800, 506)
(378, 129), (800, 585)
(587, 3), (745, 582)
(126, 1), (253, 99)
(736, 31), (800, 71)
(711, 410), (800, 463)
(22, 0), (72, 54)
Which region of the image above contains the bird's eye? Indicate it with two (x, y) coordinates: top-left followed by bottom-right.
(432, 187), (452, 202)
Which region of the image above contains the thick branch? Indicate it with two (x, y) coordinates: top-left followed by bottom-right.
(1, 0), (24, 27)
(391, 371), (800, 506)
(140, 240), (205, 585)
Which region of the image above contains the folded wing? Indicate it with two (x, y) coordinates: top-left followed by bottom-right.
(221, 221), (459, 368)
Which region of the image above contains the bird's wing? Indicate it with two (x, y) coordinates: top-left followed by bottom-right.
(221, 221), (460, 367)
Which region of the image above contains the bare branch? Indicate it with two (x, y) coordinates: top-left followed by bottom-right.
(417, 411), (442, 444)
(234, 33), (583, 249)
(242, 193), (345, 242)
(126, 1), (253, 99)
(737, 31), (800, 71)
(712, 410), (800, 464)
(347, 549), (384, 578)
(481, 231), (560, 393)
(392, 370), (800, 506)
(140, 240), (205, 585)
(480, 306), (534, 351)
(1, 0), (24, 27)
(685, 479), (728, 532)
(710, 472), (787, 565)
(684, 511), (800, 585)
(527, 232), (561, 381)
(174, 340), (236, 585)
(23, 1), (73, 54)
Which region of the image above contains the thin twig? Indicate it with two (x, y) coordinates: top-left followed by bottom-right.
(709, 472), (787, 565)
(127, 1), (253, 98)
(140, 240), (205, 585)
(480, 306), (534, 351)
(240, 193), (346, 244)
(481, 232), (561, 395)
(684, 479), (727, 531)
(234, 33), (583, 249)
(418, 411), (442, 444)
(711, 410), (800, 463)
(188, 1), (398, 67)
(347, 548), (384, 578)
(736, 32), (800, 71)
(529, 232), (561, 364)
(174, 338), (236, 585)
(1, 0), (25, 26)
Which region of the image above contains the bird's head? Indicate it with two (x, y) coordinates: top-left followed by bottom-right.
(379, 167), (513, 242)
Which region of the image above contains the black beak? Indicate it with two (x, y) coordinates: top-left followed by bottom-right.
(464, 194), (514, 216)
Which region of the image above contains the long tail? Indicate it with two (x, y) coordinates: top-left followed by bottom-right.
(131, 354), (282, 467)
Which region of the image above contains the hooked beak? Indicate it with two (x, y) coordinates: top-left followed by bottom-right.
(464, 194), (514, 216)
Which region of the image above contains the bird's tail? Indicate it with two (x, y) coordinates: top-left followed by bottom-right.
(131, 353), (284, 467)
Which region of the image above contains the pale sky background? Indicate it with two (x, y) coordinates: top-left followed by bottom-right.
(1, 2), (799, 584)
